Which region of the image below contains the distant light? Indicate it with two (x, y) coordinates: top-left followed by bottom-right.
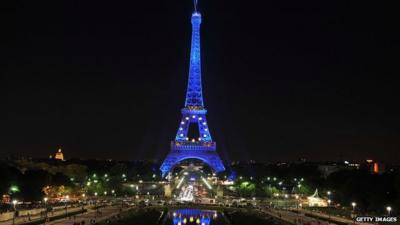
(203, 134), (207, 137)
(192, 115), (196, 118)
(202, 122), (206, 125)
(181, 121), (185, 125)
(179, 128), (183, 130)
(180, 134), (184, 137)
(185, 117), (189, 120)
(9, 185), (19, 193)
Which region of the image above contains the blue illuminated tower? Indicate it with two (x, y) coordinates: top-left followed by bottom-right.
(160, 1), (225, 177)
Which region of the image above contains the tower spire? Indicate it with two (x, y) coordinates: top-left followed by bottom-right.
(194, 0), (198, 12)
(185, 0), (203, 108)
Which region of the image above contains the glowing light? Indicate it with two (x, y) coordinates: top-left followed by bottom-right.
(386, 206), (392, 214)
(177, 176), (185, 189)
(202, 122), (206, 125)
(203, 134), (207, 137)
(201, 177), (212, 189)
(181, 121), (185, 125)
(180, 134), (184, 137)
(179, 127), (183, 130)
(9, 185), (20, 193)
(185, 117), (189, 120)
(199, 117), (202, 120)
(192, 115), (196, 118)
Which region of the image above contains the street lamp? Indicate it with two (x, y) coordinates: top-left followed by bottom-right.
(12, 200), (17, 225)
(351, 202), (357, 211)
(94, 192), (98, 218)
(43, 197), (48, 225)
(386, 206), (392, 216)
(351, 202), (357, 225)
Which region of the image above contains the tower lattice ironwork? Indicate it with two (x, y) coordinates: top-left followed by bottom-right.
(160, 1), (225, 177)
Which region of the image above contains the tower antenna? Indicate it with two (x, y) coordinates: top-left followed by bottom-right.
(194, 0), (198, 12)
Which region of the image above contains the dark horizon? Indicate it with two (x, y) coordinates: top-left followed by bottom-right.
(1, 1), (398, 163)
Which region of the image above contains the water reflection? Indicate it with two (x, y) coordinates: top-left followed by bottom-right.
(169, 209), (220, 225)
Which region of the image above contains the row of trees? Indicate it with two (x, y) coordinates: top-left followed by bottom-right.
(1, 160), (399, 214)
(0, 159), (159, 202)
(221, 162), (400, 213)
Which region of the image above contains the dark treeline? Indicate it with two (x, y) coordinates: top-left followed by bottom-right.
(1, 159), (399, 214)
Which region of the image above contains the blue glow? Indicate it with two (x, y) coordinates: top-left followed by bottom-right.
(171, 209), (215, 225)
(185, 12), (203, 107)
(160, 2), (225, 177)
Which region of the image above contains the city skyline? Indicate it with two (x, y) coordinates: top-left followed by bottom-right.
(1, 0), (398, 163)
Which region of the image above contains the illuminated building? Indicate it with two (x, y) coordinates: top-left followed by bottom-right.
(306, 189), (328, 207)
(54, 148), (65, 161)
(160, 0), (225, 177)
(366, 159), (385, 174)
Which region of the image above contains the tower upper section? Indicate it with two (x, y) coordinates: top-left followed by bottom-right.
(184, 5), (204, 108)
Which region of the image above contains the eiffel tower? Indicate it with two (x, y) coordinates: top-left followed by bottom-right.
(160, 0), (225, 177)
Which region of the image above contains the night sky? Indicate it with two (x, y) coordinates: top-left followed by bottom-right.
(1, 1), (398, 163)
